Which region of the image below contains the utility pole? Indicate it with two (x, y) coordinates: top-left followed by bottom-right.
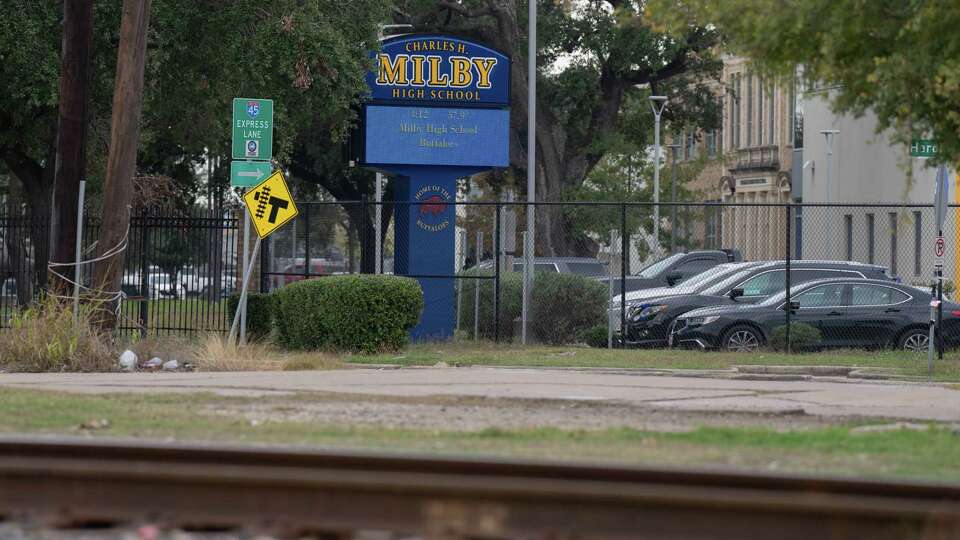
(91, 0), (152, 329)
(49, 0), (94, 293)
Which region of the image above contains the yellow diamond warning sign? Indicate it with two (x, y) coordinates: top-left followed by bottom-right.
(243, 169), (298, 239)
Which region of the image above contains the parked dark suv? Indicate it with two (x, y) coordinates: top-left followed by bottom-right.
(619, 260), (891, 347)
(601, 249), (743, 296)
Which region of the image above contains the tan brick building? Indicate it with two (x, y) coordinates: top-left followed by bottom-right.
(676, 55), (798, 261)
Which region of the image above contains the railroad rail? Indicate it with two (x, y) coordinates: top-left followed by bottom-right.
(0, 437), (958, 539)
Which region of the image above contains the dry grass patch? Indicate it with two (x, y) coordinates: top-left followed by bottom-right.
(187, 334), (341, 371)
(0, 296), (115, 372)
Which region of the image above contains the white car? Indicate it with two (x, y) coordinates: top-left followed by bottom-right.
(147, 273), (180, 299)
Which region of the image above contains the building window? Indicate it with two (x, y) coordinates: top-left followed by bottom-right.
(889, 212), (898, 276)
(914, 211), (922, 276)
(705, 130), (717, 157)
(845, 215), (853, 261)
(757, 76), (763, 145)
(746, 73), (753, 146)
(717, 98), (724, 155)
(685, 131), (696, 160)
(866, 213), (875, 264)
(767, 84), (775, 145)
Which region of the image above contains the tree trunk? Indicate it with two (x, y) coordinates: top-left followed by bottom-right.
(49, 0), (94, 294)
(91, 0), (151, 329)
(3, 141), (56, 292)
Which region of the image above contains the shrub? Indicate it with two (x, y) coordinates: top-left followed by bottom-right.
(227, 292), (274, 340)
(530, 272), (608, 345)
(457, 270), (608, 345)
(273, 275), (423, 353)
(456, 269), (522, 341)
(0, 296), (116, 372)
(769, 322), (822, 351)
(579, 325), (610, 348)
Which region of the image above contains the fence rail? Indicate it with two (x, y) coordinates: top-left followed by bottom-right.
(0, 436), (957, 539)
(1, 201), (955, 351)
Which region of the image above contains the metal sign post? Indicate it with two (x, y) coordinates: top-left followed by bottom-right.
(228, 170), (299, 346)
(930, 165), (950, 367)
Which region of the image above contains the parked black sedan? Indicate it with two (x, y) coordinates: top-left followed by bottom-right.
(619, 260), (891, 347)
(669, 278), (960, 352)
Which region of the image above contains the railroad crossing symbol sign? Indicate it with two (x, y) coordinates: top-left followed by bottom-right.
(242, 169), (298, 239)
(935, 236), (946, 268)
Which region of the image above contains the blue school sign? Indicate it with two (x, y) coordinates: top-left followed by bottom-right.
(362, 34), (510, 339)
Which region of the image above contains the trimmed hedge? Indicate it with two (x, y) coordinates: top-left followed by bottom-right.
(226, 292), (275, 340)
(578, 325), (610, 348)
(458, 270), (607, 345)
(457, 269), (522, 341)
(769, 322), (822, 351)
(273, 275), (423, 353)
(530, 272), (608, 345)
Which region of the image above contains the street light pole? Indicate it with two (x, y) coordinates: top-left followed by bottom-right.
(667, 144), (681, 254)
(649, 96), (667, 255)
(521, 0), (537, 345)
(821, 129), (839, 256)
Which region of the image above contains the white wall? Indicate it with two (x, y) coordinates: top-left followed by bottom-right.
(798, 88), (954, 284)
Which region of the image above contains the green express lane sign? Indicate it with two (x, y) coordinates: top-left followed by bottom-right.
(232, 98), (273, 161)
(911, 139), (938, 158)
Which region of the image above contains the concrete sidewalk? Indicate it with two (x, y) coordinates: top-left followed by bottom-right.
(1, 367), (958, 422)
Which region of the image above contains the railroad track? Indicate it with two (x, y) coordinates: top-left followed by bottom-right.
(0, 437), (957, 539)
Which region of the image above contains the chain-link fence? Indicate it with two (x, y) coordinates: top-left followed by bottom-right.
(2, 200), (955, 352)
(251, 200), (950, 353)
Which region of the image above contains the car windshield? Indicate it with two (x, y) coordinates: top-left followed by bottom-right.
(636, 252), (686, 278)
(701, 268), (762, 296)
(671, 264), (739, 291)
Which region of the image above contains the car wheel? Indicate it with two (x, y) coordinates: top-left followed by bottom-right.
(897, 328), (930, 353)
(721, 324), (763, 353)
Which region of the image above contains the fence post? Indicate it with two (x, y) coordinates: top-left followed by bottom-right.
(138, 213), (149, 339)
(620, 203), (627, 346)
(303, 204), (311, 281)
(361, 196), (368, 274)
(474, 231), (482, 342)
(785, 203), (792, 354)
(455, 229), (467, 334)
(608, 228), (616, 349)
(520, 230), (528, 344)
(494, 202), (501, 343)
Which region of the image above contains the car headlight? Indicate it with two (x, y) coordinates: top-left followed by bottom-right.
(682, 315), (720, 327)
(629, 304), (667, 321)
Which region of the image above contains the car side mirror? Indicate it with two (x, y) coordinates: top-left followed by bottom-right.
(728, 288), (744, 300)
(783, 301), (800, 311)
(665, 272), (682, 286)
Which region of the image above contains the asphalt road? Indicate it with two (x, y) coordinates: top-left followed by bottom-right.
(2, 367), (959, 422)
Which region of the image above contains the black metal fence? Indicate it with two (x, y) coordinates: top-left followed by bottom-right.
(1, 201), (954, 351)
(1, 208), (239, 337)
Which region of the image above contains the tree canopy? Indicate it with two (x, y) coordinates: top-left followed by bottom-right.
(647, 0), (960, 165)
(0, 0), (387, 210)
(394, 0), (721, 254)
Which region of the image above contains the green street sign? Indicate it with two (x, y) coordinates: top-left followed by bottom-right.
(910, 138), (938, 158)
(232, 98), (273, 161)
(230, 160), (274, 188)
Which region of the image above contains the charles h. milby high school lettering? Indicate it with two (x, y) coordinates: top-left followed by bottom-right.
(368, 37), (509, 105)
(377, 53), (497, 100)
